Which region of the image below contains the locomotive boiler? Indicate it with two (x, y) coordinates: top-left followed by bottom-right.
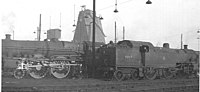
(2, 33), (84, 58)
(96, 40), (199, 81)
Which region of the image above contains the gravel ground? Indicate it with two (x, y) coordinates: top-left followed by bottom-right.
(2, 77), (199, 92)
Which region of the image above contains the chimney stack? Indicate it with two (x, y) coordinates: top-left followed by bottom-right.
(5, 34), (11, 40)
(163, 43), (169, 48)
(184, 45), (188, 49)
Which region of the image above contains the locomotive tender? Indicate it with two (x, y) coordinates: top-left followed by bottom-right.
(96, 40), (199, 81)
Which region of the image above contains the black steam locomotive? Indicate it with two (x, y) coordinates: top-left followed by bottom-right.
(95, 40), (199, 81)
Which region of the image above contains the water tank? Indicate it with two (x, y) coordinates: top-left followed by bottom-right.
(47, 29), (61, 41)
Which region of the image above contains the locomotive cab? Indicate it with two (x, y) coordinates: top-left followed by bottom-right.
(95, 40), (153, 80)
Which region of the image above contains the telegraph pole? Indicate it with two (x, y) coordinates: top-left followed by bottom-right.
(13, 29), (14, 40)
(115, 21), (117, 44)
(60, 13), (62, 28)
(197, 30), (200, 73)
(92, 0), (96, 77)
(38, 14), (41, 41)
(123, 26), (125, 40)
(181, 34), (183, 49)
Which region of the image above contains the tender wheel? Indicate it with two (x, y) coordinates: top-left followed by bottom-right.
(114, 70), (125, 81)
(51, 61), (71, 78)
(29, 65), (48, 79)
(163, 68), (174, 79)
(145, 68), (157, 80)
(14, 69), (25, 79)
(175, 70), (188, 79)
(130, 69), (139, 80)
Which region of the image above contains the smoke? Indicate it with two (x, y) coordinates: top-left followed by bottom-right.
(1, 12), (16, 36)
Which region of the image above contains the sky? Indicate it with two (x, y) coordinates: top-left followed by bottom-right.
(0, 0), (200, 51)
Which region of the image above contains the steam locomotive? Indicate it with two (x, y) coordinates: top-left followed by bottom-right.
(2, 33), (105, 79)
(95, 40), (199, 81)
(2, 8), (106, 79)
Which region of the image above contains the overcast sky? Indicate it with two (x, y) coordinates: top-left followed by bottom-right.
(0, 0), (200, 50)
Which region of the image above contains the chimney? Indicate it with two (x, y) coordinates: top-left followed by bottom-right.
(163, 43), (169, 48)
(184, 45), (188, 49)
(5, 34), (11, 40)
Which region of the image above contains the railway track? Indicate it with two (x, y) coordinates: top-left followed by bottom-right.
(2, 77), (199, 92)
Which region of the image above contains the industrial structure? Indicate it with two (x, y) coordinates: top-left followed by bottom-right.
(72, 8), (105, 43)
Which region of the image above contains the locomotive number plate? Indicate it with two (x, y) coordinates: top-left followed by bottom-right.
(125, 55), (133, 59)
